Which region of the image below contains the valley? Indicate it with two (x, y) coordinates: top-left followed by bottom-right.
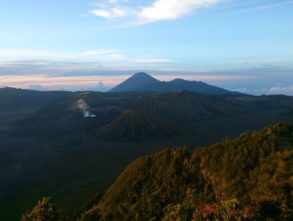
(0, 73), (293, 220)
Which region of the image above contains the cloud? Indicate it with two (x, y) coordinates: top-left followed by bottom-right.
(80, 49), (125, 61)
(90, 0), (222, 24)
(96, 81), (109, 92)
(89, 0), (293, 26)
(0, 48), (170, 66)
(136, 58), (172, 63)
(0, 74), (129, 90)
(90, 7), (128, 18)
(91, 9), (114, 18)
(233, 85), (293, 96)
(0, 48), (125, 62)
(0, 51), (173, 75)
(29, 84), (48, 91)
(78, 50), (171, 64)
(267, 85), (293, 95)
(236, 0), (293, 13)
(0, 48), (63, 59)
(139, 0), (220, 22)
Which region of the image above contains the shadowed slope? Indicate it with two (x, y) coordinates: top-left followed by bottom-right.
(0, 87), (70, 111)
(130, 90), (242, 121)
(97, 110), (180, 142)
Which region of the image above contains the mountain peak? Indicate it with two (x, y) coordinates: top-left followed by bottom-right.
(170, 78), (185, 83)
(110, 72), (160, 93)
(128, 72), (159, 82)
(127, 72), (159, 82)
(132, 72), (153, 78)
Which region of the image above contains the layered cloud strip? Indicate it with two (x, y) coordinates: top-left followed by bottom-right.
(0, 72), (256, 92)
(90, 0), (222, 24)
(0, 48), (172, 67)
(1, 59), (293, 95)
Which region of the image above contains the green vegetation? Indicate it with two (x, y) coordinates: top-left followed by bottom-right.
(20, 197), (65, 221)
(23, 123), (293, 220)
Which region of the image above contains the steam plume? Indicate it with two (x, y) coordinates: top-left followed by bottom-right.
(76, 99), (96, 118)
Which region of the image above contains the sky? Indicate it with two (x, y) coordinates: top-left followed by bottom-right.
(0, 0), (292, 94)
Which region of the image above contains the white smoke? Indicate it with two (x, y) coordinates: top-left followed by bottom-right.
(83, 110), (96, 118)
(76, 98), (96, 118)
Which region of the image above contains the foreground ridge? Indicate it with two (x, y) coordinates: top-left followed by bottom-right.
(24, 123), (293, 221)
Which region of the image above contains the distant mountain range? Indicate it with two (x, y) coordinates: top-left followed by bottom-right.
(110, 72), (238, 95)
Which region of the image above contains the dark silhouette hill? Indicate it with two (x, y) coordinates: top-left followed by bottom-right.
(97, 110), (180, 142)
(110, 72), (237, 95)
(129, 90), (242, 121)
(0, 87), (70, 111)
(110, 72), (161, 93)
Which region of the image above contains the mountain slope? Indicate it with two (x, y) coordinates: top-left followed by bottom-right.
(130, 90), (243, 121)
(97, 110), (180, 142)
(0, 87), (70, 111)
(80, 123), (293, 221)
(154, 78), (235, 95)
(110, 73), (237, 95)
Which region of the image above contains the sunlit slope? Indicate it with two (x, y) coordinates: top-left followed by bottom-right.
(81, 123), (293, 220)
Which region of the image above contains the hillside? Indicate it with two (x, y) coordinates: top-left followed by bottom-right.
(0, 87), (71, 125)
(110, 73), (237, 95)
(97, 110), (180, 142)
(78, 123), (293, 221)
(129, 90), (242, 121)
(0, 87), (70, 111)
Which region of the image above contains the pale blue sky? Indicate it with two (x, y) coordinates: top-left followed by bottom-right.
(0, 0), (293, 93)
